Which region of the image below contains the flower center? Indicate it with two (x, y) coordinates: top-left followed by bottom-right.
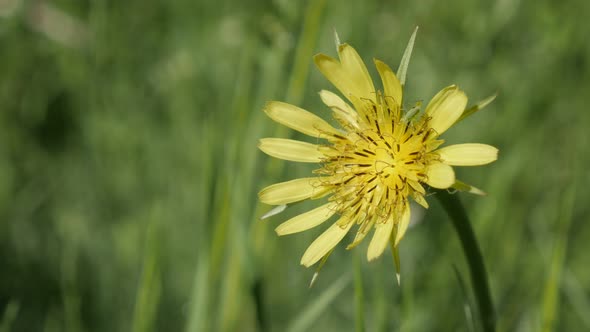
(318, 95), (440, 235)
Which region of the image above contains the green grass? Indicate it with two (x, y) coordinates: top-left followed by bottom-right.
(0, 0), (589, 331)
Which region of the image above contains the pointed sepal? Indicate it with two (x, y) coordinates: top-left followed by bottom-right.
(456, 93), (497, 124)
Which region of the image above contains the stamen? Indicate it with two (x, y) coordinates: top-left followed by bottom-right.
(366, 135), (378, 146)
(374, 120), (381, 135)
(354, 151), (369, 158)
(341, 176), (355, 185)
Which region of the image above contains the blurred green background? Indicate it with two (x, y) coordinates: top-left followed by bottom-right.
(1, 0), (589, 331)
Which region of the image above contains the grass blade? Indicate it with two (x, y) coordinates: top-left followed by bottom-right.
(541, 181), (576, 332)
(285, 0), (328, 104)
(0, 300), (19, 332)
(286, 274), (351, 332)
(184, 250), (210, 332)
(131, 212), (162, 332)
(353, 252), (365, 332)
(436, 191), (496, 332)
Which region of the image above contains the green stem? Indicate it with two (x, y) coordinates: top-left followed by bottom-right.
(353, 251), (365, 332)
(436, 191), (496, 332)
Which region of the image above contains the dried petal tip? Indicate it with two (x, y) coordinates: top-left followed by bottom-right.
(333, 28), (341, 50)
(309, 272), (319, 288)
(260, 204), (287, 220)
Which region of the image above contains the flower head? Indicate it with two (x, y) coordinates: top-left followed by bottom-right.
(258, 30), (497, 270)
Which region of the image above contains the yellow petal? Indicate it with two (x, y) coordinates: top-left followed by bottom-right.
(408, 180), (426, 195)
(425, 162), (455, 189)
(259, 178), (320, 205)
(264, 101), (340, 138)
(425, 85), (468, 135)
(374, 59), (402, 107)
(258, 138), (324, 163)
(300, 216), (354, 267)
(314, 44), (375, 102)
(367, 218), (395, 261)
(318, 90), (360, 129)
(413, 193), (429, 209)
(275, 203), (337, 235)
(394, 201), (411, 246)
(437, 143), (498, 166)
(346, 227), (372, 250)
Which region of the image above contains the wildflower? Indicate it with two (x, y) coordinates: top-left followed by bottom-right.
(258, 29), (497, 270)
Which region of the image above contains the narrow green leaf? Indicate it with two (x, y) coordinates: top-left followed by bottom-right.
(436, 191), (496, 332)
(397, 26), (419, 89)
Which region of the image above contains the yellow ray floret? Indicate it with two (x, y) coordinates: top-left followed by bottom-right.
(258, 138), (324, 163)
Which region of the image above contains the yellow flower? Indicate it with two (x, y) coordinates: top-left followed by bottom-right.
(258, 31), (498, 269)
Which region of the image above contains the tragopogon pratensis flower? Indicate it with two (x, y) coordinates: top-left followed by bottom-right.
(258, 28), (498, 274)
